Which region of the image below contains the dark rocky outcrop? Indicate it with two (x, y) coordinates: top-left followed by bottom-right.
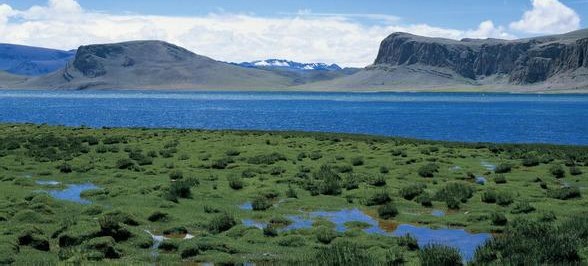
(374, 29), (588, 85)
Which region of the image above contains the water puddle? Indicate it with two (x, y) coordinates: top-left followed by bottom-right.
(144, 230), (194, 262)
(45, 183), (99, 204)
(243, 208), (489, 261)
(450, 166), (462, 171)
(145, 230), (165, 262)
(36, 180), (61, 186)
(431, 210), (445, 217)
(481, 161), (496, 171)
(393, 224), (491, 261)
(239, 202), (253, 210)
(242, 219), (267, 229)
(475, 176), (487, 185)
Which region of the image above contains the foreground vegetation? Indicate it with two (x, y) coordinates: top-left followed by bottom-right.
(0, 124), (587, 264)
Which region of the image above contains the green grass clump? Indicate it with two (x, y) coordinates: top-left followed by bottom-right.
(511, 201), (535, 214)
(548, 187), (581, 200)
(311, 241), (378, 265)
(418, 163), (439, 178)
(397, 234), (419, 250)
(252, 195), (272, 211)
(165, 180), (193, 201)
(570, 166), (583, 176)
(313, 165), (342, 196)
(494, 163), (512, 174)
(168, 170), (183, 180)
(247, 152), (286, 165)
(494, 174), (507, 184)
(227, 176), (244, 190)
(17, 227), (50, 251)
(365, 190), (391, 206)
(263, 224), (278, 237)
(351, 156), (364, 166)
(474, 218), (586, 265)
(434, 182), (475, 204)
(418, 244), (463, 266)
(496, 191), (514, 206)
(481, 190), (497, 203)
(208, 213), (237, 233)
(277, 235), (305, 247)
(377, 203), (399, 219)
(550, 165), (566, 178)
(316, 226), (338, 244)
(400, 183), (426, 200)
(147, 211), (169, 222)
(490, 212), (507, 226)
(416, 192), (433, 207)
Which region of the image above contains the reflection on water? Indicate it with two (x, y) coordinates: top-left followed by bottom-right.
(431, 210), (446, 217)
(481, 161), (496, 171)
(393, 224), (491, 261)
(36, 180), (61, 186)
(239, 202), (253, 210)
(242, 219), (267, 229)
(45, 183), (99, 204)
(244, 208), (489, 261)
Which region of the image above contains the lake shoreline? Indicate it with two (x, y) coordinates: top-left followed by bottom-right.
(2, 87), (588, 94)
(2, 122), (588, 148)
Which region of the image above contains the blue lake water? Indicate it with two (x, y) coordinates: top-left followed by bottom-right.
(45, 183), (99, 204)
(0, 90), (587, 145)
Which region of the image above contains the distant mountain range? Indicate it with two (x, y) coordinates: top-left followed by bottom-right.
(1, 28), (587, 92)
(235, 59), (343, 71)
(0, 44), (75, 76)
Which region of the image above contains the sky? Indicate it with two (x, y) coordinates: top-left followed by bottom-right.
(0, 0), (586, 67)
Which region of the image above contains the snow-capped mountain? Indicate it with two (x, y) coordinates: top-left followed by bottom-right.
(236, 59), (342, 71)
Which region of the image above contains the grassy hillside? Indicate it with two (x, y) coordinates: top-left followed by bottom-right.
(0, 124), (587, 264)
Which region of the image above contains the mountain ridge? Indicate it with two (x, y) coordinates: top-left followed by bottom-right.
(302, 29), (588, 92)
(0, 43), (75, 76)
(1, 29), (588, 92)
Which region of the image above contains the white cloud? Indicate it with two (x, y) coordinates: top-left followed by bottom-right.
(0, 0), (521, 67)
(510, 0), (580, 34)
(467, 20), (516, 39)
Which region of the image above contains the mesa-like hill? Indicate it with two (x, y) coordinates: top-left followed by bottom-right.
(304, 29), (588, 92)
(19, 41), (296, 90)
(0, 44), (75, 76)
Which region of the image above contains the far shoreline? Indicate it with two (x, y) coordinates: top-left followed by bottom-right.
(1, 87), (588, 95)
(3, 122), (587, 148)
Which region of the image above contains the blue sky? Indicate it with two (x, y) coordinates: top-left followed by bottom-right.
(0, 0), (585, 66)
(3, 0), (587, 29)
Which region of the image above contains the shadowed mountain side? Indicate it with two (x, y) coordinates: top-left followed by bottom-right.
(21, 41), (294, 90)
(0, 44), (75, 76)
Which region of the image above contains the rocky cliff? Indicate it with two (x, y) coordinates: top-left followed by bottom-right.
(373, 29), (588, 85)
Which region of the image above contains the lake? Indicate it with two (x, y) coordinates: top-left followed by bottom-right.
(1, 90), (587, 145)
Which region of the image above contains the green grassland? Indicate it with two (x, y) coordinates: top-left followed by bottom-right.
(0, 124), (587, 265)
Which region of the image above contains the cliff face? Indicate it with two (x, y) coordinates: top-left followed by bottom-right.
(374, 30), (588, 84)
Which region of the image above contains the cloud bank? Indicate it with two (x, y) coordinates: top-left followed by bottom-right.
(0, 0), (581, 67)
(510, 0), (580, 34)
